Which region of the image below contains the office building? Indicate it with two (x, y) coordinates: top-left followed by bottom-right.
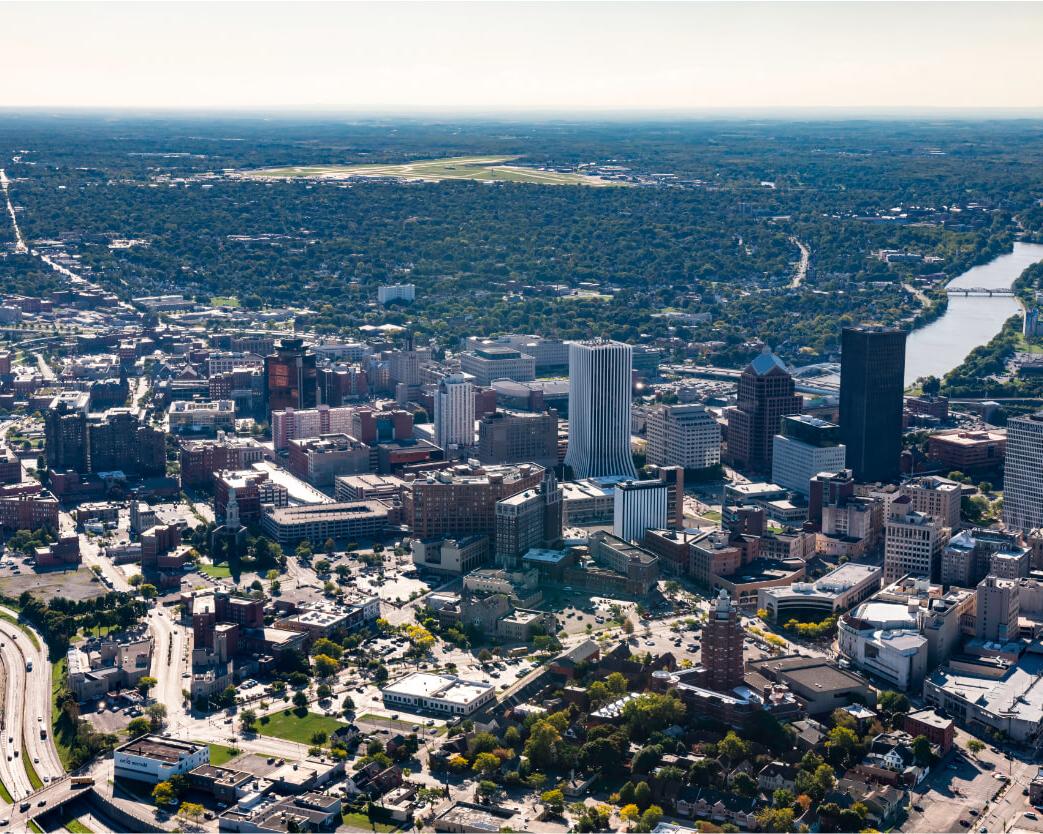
(178, 435), (266, 489)
(44, 391), (90, 473)
(477, 409), (559, 469)
(404, 462), (545, 539)
(645, 403), (721, 471)
(114, 735), (210, 785)
(435, 373), (475, 452)
(1003, 412), (1043, 533)
(927, 429), (1006, 475)
(494, 472), (563, 568)
(940, 528), (1028, 588)
(771, 415), (846, 496)
(587, 531), (661, 596)
(264, 338), (317, 417)
(839, 326), (907, 483)
(87, 409), (166, 477)
(351, 408), (414, 445)
(1026, 307), (1043, 339)
(381, 672), (495, 716)
(460, 347), (536, 386)
(261, 501), (389, 546)
(462, 335), (570, 371)
(758, 563), (882, 624)
(883, 496), (950, 583)
(613, 478), (668, 543)
(976, 575), (1020, 643)
(901, 476), (962, 531)
(727, 348), (802, 473)
(318, 364), (368, 406)
(564, 340), (637, 479)
(411, 536), (491, 575)
(0, 492), (60, 531)
(702, 589), (745, 691)
(168, 400), (236, 433)
(287, 433), (370, 486)
(271, 405), (357, 451)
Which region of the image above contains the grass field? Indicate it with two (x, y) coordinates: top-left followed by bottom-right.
(200, 562), (232, 579)
(210, 296), (240, 308)
(208, 743), (240, 766)
(63, 817), (92, 834)
(258, 709), (347, 744)
(0, 776), (12, 803)
(342, 810), (397, 832)
(24, 754), (42, 790)
(242, 156), (621, 187)
(52, 655), (77, 770)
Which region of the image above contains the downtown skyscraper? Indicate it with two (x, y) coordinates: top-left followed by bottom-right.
(435, 372), (475, 452)
(839, 325), (907, 484)
(564, 339), (637, 479)
(1002, 412), (1043, 533)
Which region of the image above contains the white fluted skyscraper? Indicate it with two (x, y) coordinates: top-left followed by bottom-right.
(435, 372), (475, 452)
(564, 339), (637, 479)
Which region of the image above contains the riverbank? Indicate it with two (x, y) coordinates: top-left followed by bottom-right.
(940, 260), (1043, 397)
(905, 242), (1043, 386)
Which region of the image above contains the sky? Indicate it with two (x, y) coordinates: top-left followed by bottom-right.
(2, 1), (1042, 114)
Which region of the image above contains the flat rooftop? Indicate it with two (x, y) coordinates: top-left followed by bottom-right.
(116, 735), (205, 763)
(383, 672), (493, 706)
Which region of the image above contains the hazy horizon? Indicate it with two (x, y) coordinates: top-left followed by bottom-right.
(2, 1), (1042, 113)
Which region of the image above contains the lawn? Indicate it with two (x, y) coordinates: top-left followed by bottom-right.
(63, 819), (92, 834)
(358, 713), (425, 732)
(24, 754), (42, 790)
(0, 776), (12, 803)
(52, 655), (77, 770)
(200, 562), (232, 579)
(342, 811), (397, 832)
(208, 743), (240, 766)
(0, 610), (41, 650)
(210, 296), (240, 308)
(257, 709), (348, 744)
(242, 156), (621, 187)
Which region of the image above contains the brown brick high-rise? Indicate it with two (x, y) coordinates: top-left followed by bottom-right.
(702, 589), (745, 692)
(727, 348), (802, 474)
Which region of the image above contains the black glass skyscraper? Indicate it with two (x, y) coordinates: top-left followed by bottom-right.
(839, 325), (907, 484)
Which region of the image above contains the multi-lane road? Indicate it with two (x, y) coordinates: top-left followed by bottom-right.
(0, 608), (65, 805)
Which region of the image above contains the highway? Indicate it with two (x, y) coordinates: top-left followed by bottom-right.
(0, 610), (65, 804)
(0, 168), (27, 253)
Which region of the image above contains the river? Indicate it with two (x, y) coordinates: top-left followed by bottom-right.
(904, 241), (1043, 386)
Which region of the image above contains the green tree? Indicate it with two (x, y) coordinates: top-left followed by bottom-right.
(641, 806), (664, 831)
(911, 734), (935, 766)
(717, 730), (749, 765)
(179, 802), (205, 821)
(152, 781), (175, 805)
(540, 788), (565, 815)
(633, 780), (652, 811)
(523, 720), (561, 771)
(126, 717), (150, 737)
(292, 691), (309, 709)
(313, 654), (339, 678)
(967, 738), (986, 756)
(472, 752), (501, 777)
(732, 771), (758, 797)
(240, 709), (257, 733)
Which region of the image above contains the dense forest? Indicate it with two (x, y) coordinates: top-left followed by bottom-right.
(2, 115), (1042, 362)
